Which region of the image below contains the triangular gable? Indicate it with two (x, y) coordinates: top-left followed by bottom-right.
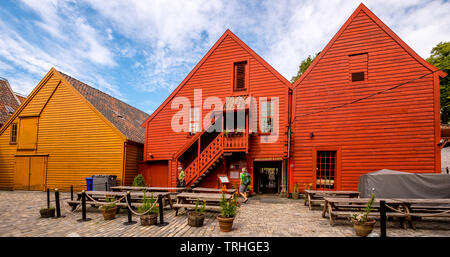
(293, 3), (446, 88)
(141, 29), (292, 127)
(0, 78), (21, 125)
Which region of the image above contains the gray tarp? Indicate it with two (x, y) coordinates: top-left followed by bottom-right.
(358, 169), (450, 198)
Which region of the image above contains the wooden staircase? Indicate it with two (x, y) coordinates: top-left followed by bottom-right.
(175, 125), (248, 188)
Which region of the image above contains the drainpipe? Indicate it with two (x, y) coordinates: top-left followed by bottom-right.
(280, 88), (293, 197)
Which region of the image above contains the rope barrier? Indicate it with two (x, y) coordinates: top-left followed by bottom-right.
(385, 204), (450, 217)
(124, 194), (159, 216)
(85, 193), (126, 205)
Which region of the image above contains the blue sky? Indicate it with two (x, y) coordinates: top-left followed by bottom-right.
(0, 0), (449, 114)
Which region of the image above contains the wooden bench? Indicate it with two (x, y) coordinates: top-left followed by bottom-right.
(174, 192), (232, 216)
(304, 190), (360, 210)
(191, 187), (236, 194)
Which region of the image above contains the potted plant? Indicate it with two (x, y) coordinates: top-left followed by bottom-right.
(138, 192), (159, 226)
(39, 206), (55, 218)
(99, 196), (117, 220)
(188, 198), (206, 227)
(350, 194), (376, 237)
(217, 188), (239, 232)
(292, 183), (300, 199)
(223, 129), (231, 137)
(247, 184), (253, 197)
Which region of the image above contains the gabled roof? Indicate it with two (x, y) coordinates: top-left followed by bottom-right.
(15, 93), (26, 103)
(142, 29), (292, 127)
(0, 78), (21, 126)
(293, 3), (447, 88)
(58, 71), (149, 144)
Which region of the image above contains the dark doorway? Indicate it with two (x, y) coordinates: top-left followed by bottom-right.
(253, 161), (282, 194)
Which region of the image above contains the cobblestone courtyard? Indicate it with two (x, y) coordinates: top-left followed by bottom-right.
(0, 191), (449, 237)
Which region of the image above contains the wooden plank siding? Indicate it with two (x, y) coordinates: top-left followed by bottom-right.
(291, 4), (442, 192)
(142, 30), (291, 187)
(0, 69), (145, 191)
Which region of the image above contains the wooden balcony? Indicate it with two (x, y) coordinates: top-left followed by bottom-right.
(223, 131), (248, 152)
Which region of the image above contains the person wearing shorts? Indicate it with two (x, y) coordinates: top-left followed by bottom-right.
(239, 168), (250, 203)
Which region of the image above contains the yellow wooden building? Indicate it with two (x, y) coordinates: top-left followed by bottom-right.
(0, 68), (148, 191)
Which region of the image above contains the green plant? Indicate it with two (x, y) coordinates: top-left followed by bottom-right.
(219, 193), (238, 218)
(40, 206), (55, 211)
(138, 192), (159, 214)
(132, 174), (146, 187)
(351, 194), (376, 224)
(194, 198), (206, 214)
(247, 185), (253, 192)
(102, 196), (116, 211)
(178, 170), (185, 181)
(293, 183), (300, 193)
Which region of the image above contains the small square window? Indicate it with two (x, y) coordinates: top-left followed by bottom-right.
(351, 72), (365, 82)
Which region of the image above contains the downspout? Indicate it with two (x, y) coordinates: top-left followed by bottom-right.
(281, 88), (293, 197)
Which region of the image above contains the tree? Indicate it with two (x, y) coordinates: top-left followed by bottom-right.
(291, 53), (319, 83)
(426, 42), (450, 124)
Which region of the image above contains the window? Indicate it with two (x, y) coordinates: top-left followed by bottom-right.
(188, 107), (200, 135)
(316, 151), (336, 190)
(349, 53), (368, 82)
(5, 105), (15, 115)
(261, 99), (273, 134)
(10, 123), (17, 144)
(234, 61), (247, 91)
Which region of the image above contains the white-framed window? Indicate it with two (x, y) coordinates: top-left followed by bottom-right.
(189, 107), (200, 134)
(261, 99), (273, 134)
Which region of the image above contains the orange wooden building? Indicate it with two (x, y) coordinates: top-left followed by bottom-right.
(141, 4), (445, 194)
(141, 30), (292, 194)
(0, 68), (148, 191)
(290, 4), (446, 192)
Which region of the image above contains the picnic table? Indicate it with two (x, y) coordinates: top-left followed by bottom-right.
(173, 192), (233, 215)
(111, 186), (186, 194)
(67, 190), (173, 211)
(322, 197), (450, 229)
(304, 190), (360, 210)
(191, 187), (236, 194)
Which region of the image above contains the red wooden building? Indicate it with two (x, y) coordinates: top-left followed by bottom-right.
(141, 4), (446, 194)
(291, 4), (446, 192)
(141, 30), (292, 193)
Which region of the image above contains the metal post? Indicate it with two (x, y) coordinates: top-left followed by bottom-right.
(70, 185), (74, 201)
(77, 190), (91, 222)
(105, 182), (108, 191)
(380, 200), (387, 238)
(47, 188), (50, 209)
(156, 194), (168, 226)
(55, 189), (61, 218)
(124, 191), (136, 225)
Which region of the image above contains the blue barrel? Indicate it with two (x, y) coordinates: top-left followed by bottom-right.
(85, 177), (93, 191)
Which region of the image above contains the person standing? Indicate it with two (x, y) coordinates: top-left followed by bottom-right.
(239, 168), (251, 203)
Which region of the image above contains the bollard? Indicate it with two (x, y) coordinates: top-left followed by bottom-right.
(70, 185), (74, 201)
(123, 191), (136, 225)
(47, 188), (50, 209)
(77, 190), (91, 222)
(55, 189), (61, 218)
(380, 200), (386, 238)
(156, 194), (168, 226)
(105, 182), (108, 191)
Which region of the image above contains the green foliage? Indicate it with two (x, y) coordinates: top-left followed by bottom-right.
(351, 194), (375, 224)
(293, 183), (300, 193)
(219, 193), (238, 218)
(426, 41), (450, 123)
(291, 53), (319, 83)
(40, 206), (54, 211)
(102, 196), (116, 211)
(138, 192), (158, 214)
(132, 174), (146, 187)
(194, 198), (206, 214)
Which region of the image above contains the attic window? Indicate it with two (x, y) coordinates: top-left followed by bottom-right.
(5, 105), (14, 114)
(113, 110), (125, 119)
(349, 53), (368, 82)
(234, 61), (247, 91)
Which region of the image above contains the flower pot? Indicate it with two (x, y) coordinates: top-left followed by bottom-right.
(217, 215), (235, 232)
(100, 206), (117, 220)
(292, 192), (300, 199)
(351, 219), (376, 237)
(40, 208), (55, 218)
(188, 212), (205, 227)
(140, 213), (158, 226)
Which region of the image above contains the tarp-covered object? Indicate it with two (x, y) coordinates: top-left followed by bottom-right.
(358, 169), (450, 198)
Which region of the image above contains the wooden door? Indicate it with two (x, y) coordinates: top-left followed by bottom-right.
(14, 157), (30, 190)
(13, 156), (46, 191)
